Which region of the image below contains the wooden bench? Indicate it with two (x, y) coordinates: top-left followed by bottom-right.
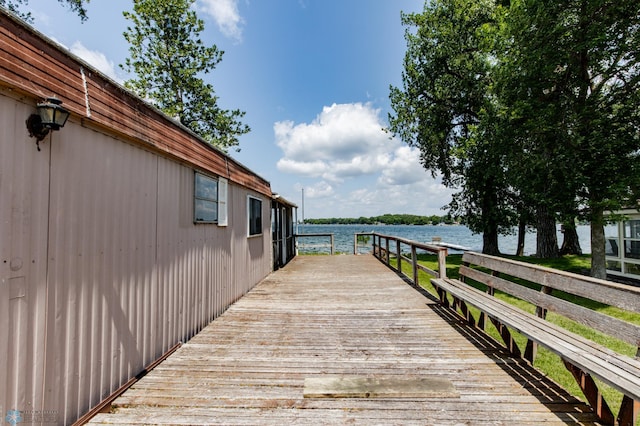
(431, 252), (640, 425)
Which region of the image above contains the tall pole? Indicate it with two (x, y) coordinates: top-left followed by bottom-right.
(301, 187), (305, 224)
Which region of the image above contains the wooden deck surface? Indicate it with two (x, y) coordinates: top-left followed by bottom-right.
(88, 255), (601, 425)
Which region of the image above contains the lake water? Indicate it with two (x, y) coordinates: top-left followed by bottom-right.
(296, 223), (592, 256)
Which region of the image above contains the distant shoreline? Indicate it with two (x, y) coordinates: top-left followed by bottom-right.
(303, 214), (458, 226)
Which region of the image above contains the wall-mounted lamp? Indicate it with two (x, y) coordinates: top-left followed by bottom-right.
(26, 96), (70, 151)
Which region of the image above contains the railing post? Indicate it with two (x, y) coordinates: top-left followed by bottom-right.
(438, 248), (447, 278)
(411, 245), (418, 286)
(396, 239), (402, 272)
(330, 234), (334, 255)
(385, 237), (390, 266)
(372, 234), (376, 258)
(353, 234), (357, 255)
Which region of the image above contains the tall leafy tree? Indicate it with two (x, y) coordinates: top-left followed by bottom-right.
(1, 0), (89, 23)
(389, 0), (514, 254)
(122, 0), (249, 151)
(499, 0), (640, 276)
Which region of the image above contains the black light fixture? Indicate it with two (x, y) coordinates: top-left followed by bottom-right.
(26, 96), (70, 151)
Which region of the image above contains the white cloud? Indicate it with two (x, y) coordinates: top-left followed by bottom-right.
(378, 146), (427, 186)
(305, 181), (334, 198)
(70, 41), (122, 83)
(328, 179), (454, 218)
(199, 0), (244, 42)
(276, 102), (455, 218)
(275, 103), (399, 183)
(278, 158), (329, 176)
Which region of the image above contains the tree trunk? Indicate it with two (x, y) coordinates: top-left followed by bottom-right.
(480, 179), (500, 255)
(590, 206), (607, 279)
(516, 216), (526, 256)
(536, 204), (559, 258)
(482, 226), (500, 255)
(559, 219), (582, 255)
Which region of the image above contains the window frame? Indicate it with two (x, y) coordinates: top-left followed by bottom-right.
(193, 172), (227, 225)
(606, 217), (640, 278)
(247, 195), (263, 237)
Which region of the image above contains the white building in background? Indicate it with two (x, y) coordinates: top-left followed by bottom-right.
(606, 209), (640, 280)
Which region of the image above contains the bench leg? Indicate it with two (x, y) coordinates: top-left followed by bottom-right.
(489, 317), (521, 358)
(618, 396), (639, 426)
(434, 286), (449, 308)
(524, 339), (537, 364)
(452, 297), (476, 327)
(563, 360), (615, 425)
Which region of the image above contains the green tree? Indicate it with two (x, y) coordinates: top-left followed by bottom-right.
(499, 0), (640, 275)
(1, 0), (89, 23)
(122, 0), (249, 151)
(389, 0), (513, 254)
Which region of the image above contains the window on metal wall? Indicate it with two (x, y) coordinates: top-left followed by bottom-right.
(194, 172), (227, 225)
(624, 220), (640, 260)
(248, 196), (263, 236)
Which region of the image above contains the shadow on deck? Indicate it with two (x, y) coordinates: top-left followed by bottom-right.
(88, 255), (600, 425)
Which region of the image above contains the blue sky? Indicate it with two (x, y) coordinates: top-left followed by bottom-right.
(25, 0), (453, 218)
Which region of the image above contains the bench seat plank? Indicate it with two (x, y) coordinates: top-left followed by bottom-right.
(434, 277), (640, 377)
(431, 277), (640, 402)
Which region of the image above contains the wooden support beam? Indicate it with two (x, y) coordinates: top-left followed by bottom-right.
(618, 348), (640, 426)
(563, 360), (615, 425)
(457, 298), (476, 327)
(617, 395), (639, 426)
(489, 317), (521, 358)
(436, 286), (449, 308)
(411, 245), (418, 287)
(525, 286), (554, 364)
(479, 278), (496, 331)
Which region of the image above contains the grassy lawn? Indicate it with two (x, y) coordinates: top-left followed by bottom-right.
(394, 253), (640, 422)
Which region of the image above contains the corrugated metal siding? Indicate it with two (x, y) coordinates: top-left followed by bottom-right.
(43, 124), (159, 421)
(0, 96), (50, 419)
(1, 96), (273, 423)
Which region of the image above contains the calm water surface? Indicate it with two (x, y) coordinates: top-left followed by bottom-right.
(296, 224), (592, 256)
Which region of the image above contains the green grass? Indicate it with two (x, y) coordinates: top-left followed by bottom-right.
(393, 253), (640, 423)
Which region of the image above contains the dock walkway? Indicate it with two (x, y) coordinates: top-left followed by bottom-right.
(88, 255), (600, 425)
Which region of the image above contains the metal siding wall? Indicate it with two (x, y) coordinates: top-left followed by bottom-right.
(154, 161), (271, 344)
(0, 97), (49, 420)
(44, 125), (159, 423)
(232, 191), (272, 295)
(1, 93), (272, 424)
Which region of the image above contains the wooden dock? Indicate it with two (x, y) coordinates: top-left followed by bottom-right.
(88, 255), (601, 425)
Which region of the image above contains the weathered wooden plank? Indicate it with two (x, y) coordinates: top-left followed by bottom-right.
(90, 405), (600, 425)
(302, 375), (459, 398)
(459, 265), (640, 346)
(87, 256), (600, 425)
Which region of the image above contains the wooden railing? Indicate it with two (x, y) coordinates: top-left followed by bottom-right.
(295, 233), (335, 255)
(365, 233), (448, 281)
(353, 232), (374, 255)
